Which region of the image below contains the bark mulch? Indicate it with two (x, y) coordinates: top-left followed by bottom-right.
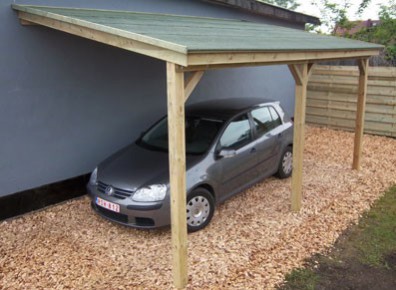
(0, 126), (395, 289)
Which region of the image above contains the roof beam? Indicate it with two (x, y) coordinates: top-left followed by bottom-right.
(20, 18), (37, 25)
(187, 50), (379, 67)
(179, 60), (309, 72)
(16, 11), (188, 66)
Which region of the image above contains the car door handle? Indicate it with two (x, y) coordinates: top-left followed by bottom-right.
(250, 147), (257, 153)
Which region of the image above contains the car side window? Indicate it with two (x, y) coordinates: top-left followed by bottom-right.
(219, 114), (252, 150)
(251, 106), (282, 138)
(269, 106), (282, 127)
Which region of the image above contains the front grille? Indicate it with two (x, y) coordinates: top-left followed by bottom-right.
(97, 181), (134, 200)
(96, 205), (129, 223)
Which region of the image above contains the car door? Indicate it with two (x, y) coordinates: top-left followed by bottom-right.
(216, 113), (258, 201)
(250, 106), (283, 177)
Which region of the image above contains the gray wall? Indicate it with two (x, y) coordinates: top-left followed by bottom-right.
(0, 0), (297, 197)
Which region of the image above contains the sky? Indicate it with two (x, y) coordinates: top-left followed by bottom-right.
(297, 0), (387, 21)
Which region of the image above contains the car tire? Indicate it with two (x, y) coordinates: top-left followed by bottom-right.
(276, 146), (293, 179)
(186, 188), (215, 232)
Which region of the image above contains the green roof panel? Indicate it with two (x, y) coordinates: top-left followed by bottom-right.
(12, 5), (383, 54)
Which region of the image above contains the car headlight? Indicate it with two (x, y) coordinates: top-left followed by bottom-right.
(132, 184), (167, 202)
(89, 167), (98, 186)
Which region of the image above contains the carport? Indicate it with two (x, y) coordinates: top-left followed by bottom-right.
(12, 5), (382, 289)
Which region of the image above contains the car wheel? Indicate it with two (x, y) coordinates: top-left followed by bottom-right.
(276, 146), (293, 179)
(186, 188), (215, 232)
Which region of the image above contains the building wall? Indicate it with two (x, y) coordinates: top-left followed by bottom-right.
(0, 0), (298, 197)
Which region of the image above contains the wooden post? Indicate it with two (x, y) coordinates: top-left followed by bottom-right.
(288, 63), (313, 212)
(167, 62), (188, 289)
(352, 58), (369, 170)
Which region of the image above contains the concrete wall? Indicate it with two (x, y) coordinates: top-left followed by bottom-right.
(0, 0), (297, 197)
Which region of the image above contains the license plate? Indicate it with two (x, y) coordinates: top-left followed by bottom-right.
(96, 197), (120, 213)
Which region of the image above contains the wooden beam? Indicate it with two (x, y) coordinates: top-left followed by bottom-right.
(182, 55), (370, 72)
(187, 50), (379, 67)
(184, 71), (204, 101)
(357, 58), (368, 75)
(180, 60), (310, 72)
(288, 63), (310, 212)
(166, 62), (188, 289)
(180, 60), (320, 74)
(352, 58), (369, 170)
(16, 11), (188, 66)
(20, 19), (36, 25)
(307, 63), (315, 78)
(288, 64), (304, 85)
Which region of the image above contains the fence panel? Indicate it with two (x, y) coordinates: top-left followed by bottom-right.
(307, 65), (396, 138)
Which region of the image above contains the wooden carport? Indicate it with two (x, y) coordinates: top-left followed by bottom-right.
(12, 5), (382, 289)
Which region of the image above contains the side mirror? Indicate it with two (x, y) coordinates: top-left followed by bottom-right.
(217, 149), (237, 159)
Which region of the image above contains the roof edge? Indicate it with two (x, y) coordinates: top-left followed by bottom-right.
(12, 4), (188, 55)
(203, 0), (320, 25)
(11, 4), (189, 65)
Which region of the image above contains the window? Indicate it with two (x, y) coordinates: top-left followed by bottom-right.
(251, 106), (282, 137)
(219, 114), (252, 150)
(251, 107), (272, 137)
(269, 106), (282, 127)
(139, 116), (224, 155)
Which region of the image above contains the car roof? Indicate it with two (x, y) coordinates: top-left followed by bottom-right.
(186, 98), (278, 121)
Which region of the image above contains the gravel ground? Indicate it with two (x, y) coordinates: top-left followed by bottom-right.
(0, 126), (395, 289)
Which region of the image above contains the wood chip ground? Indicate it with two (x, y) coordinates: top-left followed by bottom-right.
(1, 126), (395, 289)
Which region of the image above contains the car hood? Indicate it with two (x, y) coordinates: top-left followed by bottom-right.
(97, 143), (203, 191)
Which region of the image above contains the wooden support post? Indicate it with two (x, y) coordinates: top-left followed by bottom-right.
(167, 62), (188, 289)
(184, 71), (204, 101)
(288, 63), (314, 212)
(353, 58), (369, 170)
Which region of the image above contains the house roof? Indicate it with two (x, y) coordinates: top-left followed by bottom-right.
(12, 5), (382, 67)
(334, 19), (381, 36)
(204, 0), (321, 25)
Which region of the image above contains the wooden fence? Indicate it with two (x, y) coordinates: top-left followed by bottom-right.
(307, 65), (396, 138)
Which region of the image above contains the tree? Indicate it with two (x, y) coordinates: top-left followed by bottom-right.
(305, 0), (395, 65)
(357, 0), (372, 16)
(258, 0), (300, 11)
(308, 0), (353, 34)
(352, 0), (396, 65)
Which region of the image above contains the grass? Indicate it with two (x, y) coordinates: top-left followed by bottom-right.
(356, 185), (396, 268)
(282, 268), (319, 290)
(279, 185), (396, 289)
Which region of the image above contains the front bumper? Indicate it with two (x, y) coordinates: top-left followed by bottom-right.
(87, 184), (171, 229)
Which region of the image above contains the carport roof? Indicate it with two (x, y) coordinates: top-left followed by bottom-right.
(13, 5), (382, 67)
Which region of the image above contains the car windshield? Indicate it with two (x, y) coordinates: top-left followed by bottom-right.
(138, 116), (224, 155)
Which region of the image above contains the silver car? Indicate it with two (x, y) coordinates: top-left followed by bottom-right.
(87, 98), (293, 232)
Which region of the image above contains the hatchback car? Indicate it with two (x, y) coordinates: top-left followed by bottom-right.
(88, 98), (293, 232)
